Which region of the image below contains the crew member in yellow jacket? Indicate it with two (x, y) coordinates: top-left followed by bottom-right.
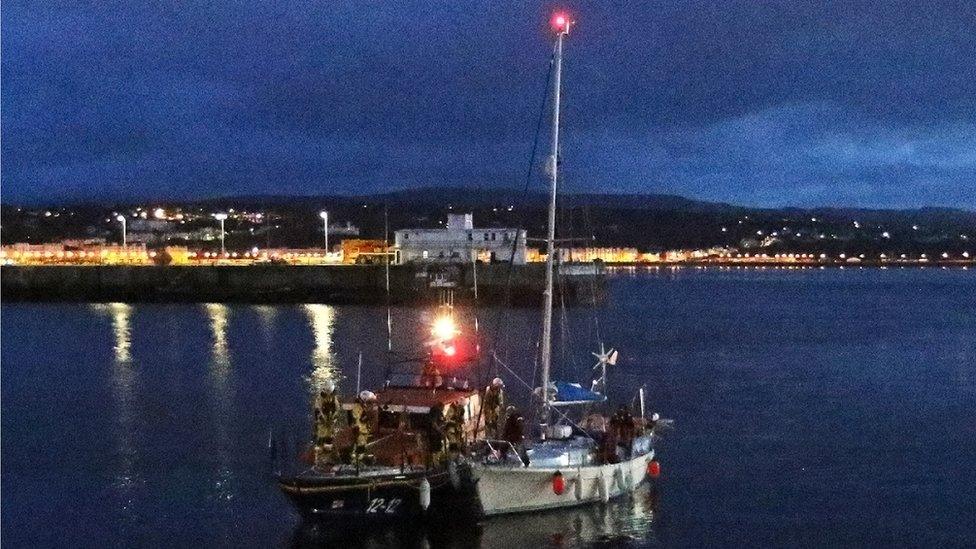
(351, 390), (377, 465)
(312, 380), (340, 463)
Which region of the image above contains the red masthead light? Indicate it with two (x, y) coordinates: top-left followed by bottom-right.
(551, 13), (570, 33)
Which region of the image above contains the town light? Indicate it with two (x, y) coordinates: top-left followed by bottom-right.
(319, 210), (329, 252)
(116, 215), (127, 247)
(213, 213), (228, 256)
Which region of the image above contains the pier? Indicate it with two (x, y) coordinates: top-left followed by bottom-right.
(0, 263), (604, 305)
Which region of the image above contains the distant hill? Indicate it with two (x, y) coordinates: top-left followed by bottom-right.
(3, 187), (973, 253)
(187, 187), (974, 220)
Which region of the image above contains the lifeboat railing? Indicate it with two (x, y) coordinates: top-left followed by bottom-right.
(477, 439), (529, 467)
(269, 426), (439, 479)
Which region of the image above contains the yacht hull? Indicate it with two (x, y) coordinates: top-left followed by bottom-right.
(471, 449), (654, 516)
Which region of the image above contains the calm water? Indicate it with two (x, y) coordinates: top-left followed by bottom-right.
(2, 268), (975, 547)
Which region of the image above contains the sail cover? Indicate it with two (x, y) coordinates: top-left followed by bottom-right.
(551, 381), (606, 406)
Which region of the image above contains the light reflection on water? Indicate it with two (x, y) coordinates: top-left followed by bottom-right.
(107, 302), (133, 365)
(205, 303), (231, 373)
(204, 303), (237, 508)
(254, 304), (279, 342)
(304, 304), (338, 392)
(92, 303), (143, 531)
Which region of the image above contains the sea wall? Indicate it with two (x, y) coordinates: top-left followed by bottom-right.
(0, 264), (603, 304)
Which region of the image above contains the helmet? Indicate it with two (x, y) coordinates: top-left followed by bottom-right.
(322, 380), (335, 394)
(359, 390), (377, 402)
(651, 413), (660, 421)
(491, 377), (504, 388)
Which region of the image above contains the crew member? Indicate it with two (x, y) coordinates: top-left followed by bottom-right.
(351, 390), (377, 466)
(502, 408), (527, 465)
(427, 402), (447, 463)
(313, 380), (340, 462)
(445, 401), (466, 454)
(483, 377), (505, 439)
(610, 405), (636, 458)
(421, 359), (442, 388)
(648, 412), (660, 434)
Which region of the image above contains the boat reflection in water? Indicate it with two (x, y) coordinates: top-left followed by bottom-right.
(289, 485), (662, 548)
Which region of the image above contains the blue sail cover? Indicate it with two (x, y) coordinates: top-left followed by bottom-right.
(552, 381), (605, 404)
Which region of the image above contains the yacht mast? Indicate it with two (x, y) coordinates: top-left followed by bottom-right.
(540, 14), (570, 431)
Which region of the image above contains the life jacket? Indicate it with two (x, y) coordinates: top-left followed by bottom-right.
(352, 402), (372, 443)
(320, 394), (339, 416)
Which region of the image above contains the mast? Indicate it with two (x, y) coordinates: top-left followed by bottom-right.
(539, 14), (570, 430)
(385, 205), (392, 353)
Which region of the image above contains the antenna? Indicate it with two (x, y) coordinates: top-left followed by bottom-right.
(356, 352), (363, 394)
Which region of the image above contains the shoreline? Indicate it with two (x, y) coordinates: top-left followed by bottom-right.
(606, 260), (973, 269)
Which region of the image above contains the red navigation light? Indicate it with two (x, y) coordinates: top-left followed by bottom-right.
(552, 13), (569, 33)
(443, 345), (457, 357)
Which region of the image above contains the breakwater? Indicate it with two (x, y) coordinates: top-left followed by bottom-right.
(0, 264), (604, 305)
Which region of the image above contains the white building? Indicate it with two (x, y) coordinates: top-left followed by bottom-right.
(395, 214), (527, 264)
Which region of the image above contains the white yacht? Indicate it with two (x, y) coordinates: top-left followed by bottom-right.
(468, 13), (667, 516)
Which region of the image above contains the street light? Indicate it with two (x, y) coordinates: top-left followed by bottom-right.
(319, 210), (329, 253)
(116, 215), (127, 247)
(214, 213), (228, 256)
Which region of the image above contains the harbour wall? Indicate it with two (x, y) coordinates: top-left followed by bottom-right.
(0, 264), (603, 305)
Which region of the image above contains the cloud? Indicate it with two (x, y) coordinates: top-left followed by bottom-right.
(567, 102), (976, 208)
(1, 0), (974, 207)
(809, 128), (976, 170)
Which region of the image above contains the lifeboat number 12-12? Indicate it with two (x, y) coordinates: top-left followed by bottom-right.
(366, 497), (402, 514)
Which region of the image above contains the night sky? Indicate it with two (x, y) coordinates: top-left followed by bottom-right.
(3, 1), (975, 208)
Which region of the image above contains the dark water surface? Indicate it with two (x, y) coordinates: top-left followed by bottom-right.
(3, 268), (975, 547)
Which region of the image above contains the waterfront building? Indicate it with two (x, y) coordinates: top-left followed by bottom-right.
(126, 219), (177, 244)
(1, 243), (153, 265)
(556, 247), (640, 263)
(327, 221), (361, 237)
(340, 239), (391, 264)
(394, 214), (527, 265)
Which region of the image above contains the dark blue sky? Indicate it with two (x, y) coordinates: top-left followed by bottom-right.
(3, 1), (975, 208)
